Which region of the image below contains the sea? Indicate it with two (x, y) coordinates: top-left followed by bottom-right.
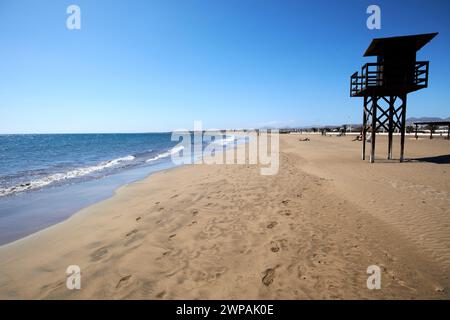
(0, 133), (239, 245)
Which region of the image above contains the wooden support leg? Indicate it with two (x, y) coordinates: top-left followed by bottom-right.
(362, 96), (367, 160)
(370, 96), (377, 163)
(399, 95), (407, 163)
(415, 124), (418, 140)
(388, 96), (394, 160)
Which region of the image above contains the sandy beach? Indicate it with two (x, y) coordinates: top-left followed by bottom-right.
(0, 134), (449, 299)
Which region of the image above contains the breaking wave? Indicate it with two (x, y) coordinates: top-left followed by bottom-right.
(146, 145), (185, 163)
(0, 155), (136, 197)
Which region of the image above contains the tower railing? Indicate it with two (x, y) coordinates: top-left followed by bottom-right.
(414, 61), (429, 87)
(350, 61), (429, 97)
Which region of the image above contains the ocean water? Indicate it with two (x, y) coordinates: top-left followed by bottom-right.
(0, 133), (238, 245)
(0, 133), (181, 197)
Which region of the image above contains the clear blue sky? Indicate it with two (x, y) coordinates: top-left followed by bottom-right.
(0, 0), (449, 133)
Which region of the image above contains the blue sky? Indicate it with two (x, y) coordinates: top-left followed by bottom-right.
(0, 0), (449, 133)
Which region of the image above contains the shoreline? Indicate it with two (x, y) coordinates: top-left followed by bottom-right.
(0, 132), (246, 246)
(0, 164), (182, 251)
(0, 134), (449, 299)
(0, 159), (179, 246)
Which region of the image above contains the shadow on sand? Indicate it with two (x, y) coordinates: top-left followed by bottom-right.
(406, 154), (450, 164)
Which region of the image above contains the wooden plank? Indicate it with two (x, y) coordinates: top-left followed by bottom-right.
(399, 95), (407, 162)
(362, 96), (368, 160)
(388, 96), (394, 159)
(370, 96), (377, 163)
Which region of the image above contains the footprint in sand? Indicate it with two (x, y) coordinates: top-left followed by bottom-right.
(266, 221), (278, 229)
(90, 247), (108, 262)
(192, 209), (199, 216)
(136, 216), (141, 222)
(435, 286), (446, 293)
(126, 229), (138, 237)
(279, 209), (291, 216)
(169, 234), (177, 239)
(281, 199), (290, 205)
(116, 275), (132, 289)
(271, 238), (288, 252)
(270, 241), (280, 253)
(262, 268), (275, 286)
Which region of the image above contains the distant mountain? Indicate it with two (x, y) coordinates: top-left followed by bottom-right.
(259, 117), (449, 130)
(406, 116), (450, 125)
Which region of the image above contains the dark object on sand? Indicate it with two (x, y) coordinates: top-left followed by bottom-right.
(413, 121), (450, 140)
(350, 33), (438, 163)
(299, 138), (310, 142)
(352, 135), (363, 141)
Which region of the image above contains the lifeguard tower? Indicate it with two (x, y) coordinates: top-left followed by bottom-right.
(350, 33), (438, 162)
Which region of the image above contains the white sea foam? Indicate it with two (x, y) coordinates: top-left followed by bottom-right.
(145, 136), (237, 164)
(0, 155), (135, 197)
(146, 145), (184, 163)
(212, 135), (236, 146)
(0, 136), (238, 197)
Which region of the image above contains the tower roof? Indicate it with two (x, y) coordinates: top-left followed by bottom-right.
(364, 32), (438, 57)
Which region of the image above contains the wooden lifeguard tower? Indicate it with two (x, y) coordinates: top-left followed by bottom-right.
(350, 33), (438, 162)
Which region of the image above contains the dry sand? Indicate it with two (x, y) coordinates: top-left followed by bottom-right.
(0, 134), (449, 299)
